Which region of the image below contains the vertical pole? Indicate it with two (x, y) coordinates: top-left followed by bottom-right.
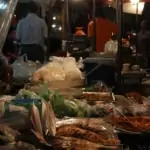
(116, 0), (123, 84)
(61, 1), (65, 40)
(136, 2), (139, 63)
(92, 0), (96, 51)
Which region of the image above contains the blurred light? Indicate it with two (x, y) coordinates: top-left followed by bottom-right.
(58, 26), (62, 31)
(0, 2), (7, 10)
(123, 2), (144, 14)
(3, 4), (7, 9)
(53, 16), (56, 20)
(131, 0), (139, 4)
(52, 24), (56, 28)
(0, 4), (3, 8)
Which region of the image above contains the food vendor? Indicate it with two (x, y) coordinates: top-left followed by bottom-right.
(16, 1), (48, 63)
(88, 7), (118, 52)
(138, 20), (150, 68)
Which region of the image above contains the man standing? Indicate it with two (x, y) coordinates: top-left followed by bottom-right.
(16, 1), (48, 63)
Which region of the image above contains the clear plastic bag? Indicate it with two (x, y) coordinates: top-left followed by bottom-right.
(12, 55), (39, 84)
(33, 57), (83, 84)
(104, 40), (118, 54)
(33, 63), (66, 83)
(77, 57), (84, 69)
(63, 57), (83, 80)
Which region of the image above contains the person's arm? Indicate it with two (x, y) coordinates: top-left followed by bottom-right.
(42, 19), (48, 46)
(16, 21), (22, 42)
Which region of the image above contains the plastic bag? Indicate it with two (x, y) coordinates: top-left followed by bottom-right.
(63, 57), (83, 80)
(104, 40), (118, 54)
(77, 57), (84, 69)
(33, 62), (66, 83)
(33, 57), (82, 84)
(12, 55), (39, 84)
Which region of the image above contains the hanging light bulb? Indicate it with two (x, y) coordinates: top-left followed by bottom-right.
(52, 16), (56, 20)
(52, 24), (56, 28)
(58, 26), (62, 31)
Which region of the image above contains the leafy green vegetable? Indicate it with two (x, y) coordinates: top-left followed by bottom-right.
(15, 89), (41, 99)
(39, 84), (51, 101)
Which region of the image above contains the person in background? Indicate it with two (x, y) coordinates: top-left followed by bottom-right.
(138, 20), (150, 68)
(88, 7), (118, 52)
(16, 1), (48, 63)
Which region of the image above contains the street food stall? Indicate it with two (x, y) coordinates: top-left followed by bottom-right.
(0, 0), (150, 150)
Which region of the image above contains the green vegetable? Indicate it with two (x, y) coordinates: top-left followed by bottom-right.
(39, 84), (51, 101)
(49, 91), (91, 118)
(13, 86), (92, 118)
(15, 89), (41, 100)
